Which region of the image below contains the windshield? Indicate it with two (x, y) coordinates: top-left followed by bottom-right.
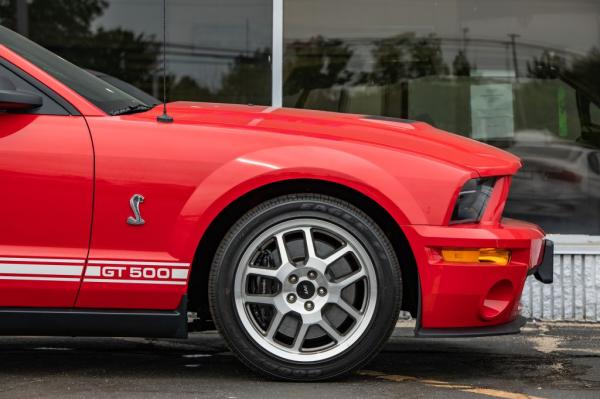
(0, 25), (155, 115)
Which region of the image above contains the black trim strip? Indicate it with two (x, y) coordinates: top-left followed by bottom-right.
(528, 239), (554, 284)
(0, 58), (81, 115)
(364, 115), (416, 123)
(0, 296), (188, 338)
(415, 316), (526, 338)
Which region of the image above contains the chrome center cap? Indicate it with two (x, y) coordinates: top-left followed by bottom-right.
(296, 280), (315, 299)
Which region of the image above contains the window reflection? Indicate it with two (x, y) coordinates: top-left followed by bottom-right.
(0, 0), (272, 105)
(284, 0), (600, 234)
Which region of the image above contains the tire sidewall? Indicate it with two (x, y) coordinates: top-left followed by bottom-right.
(209, 195), (402, 380)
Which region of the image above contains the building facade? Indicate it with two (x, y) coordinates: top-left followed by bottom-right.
(1, 0), (599, 320)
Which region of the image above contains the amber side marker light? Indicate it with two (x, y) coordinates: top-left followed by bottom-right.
(441, 248), (511, 266)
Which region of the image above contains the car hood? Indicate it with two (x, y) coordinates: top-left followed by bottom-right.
(138, 102), (521, 177)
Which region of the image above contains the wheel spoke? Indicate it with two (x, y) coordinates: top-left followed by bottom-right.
(245, 294), (276, 305)
(275, 233), (289, 266)
(265, 310), (285, 339)
(336, 299), (362, 321)
(333, 269), (366, 289)
(301, 227), (317, 259)
(323, 245), (352, 266)
(318, 319), (342, 343)
(291, 322), (310, 351)
(246, 267), (279, 279)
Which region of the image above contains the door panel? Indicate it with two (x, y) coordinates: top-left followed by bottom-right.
(0, 113), (93, 307)
(75, 117), (195, 310)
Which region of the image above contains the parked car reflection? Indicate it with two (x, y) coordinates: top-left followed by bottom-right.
(489, 130), (600, 233)
(86, 70), (161, 107)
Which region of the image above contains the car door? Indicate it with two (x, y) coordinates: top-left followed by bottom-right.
(0, 61), (93, 307)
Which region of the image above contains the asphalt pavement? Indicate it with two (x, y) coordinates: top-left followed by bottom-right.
(0, 321), (598, 398)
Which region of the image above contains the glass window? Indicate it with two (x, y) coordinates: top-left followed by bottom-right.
(284, 0), (600, 234)
(0, 0), (273, 106)
(0, 62), (67, 115)
(0, 25), (150, 115)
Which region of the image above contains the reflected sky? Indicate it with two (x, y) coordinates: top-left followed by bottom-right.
(94, 0), (272, 90)
(284, 0), (599, 77)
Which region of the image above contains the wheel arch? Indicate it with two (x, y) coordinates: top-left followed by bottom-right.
(187, 178), (419, 326)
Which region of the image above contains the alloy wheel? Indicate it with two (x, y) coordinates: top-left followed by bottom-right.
(233, 218), (378, 362)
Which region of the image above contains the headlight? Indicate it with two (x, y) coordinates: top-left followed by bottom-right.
(450, 177), (496, 224)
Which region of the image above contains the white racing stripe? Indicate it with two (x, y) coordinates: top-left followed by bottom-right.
(88, 260), (190, 267)
(0, 264), (83, 276)
(0, 276), (80, 282)
(0, 257), (84, 264)
(83, 278), (187, 285)
(85, 266), (101, 277)
(171, 268), (189, 279)
(0, 257), (191, 285)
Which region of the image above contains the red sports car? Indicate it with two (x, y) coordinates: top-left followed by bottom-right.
(0, 25), (552, 381)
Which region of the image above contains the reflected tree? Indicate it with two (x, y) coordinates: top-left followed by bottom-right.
(79, 28), (160, 95)
(0, 0), (16, 25)
(168, 48), (271, 105)
(215, 49), (271, 105)
(565, 47), (600, 104)
(525, 47), (600, 106)
(365, 32), (450, 86)
(284, 36), (354, 108)
(368, 33), (413, 85)
(452, 50), (473, 76)
(527, 50), (566, 80)
(0, 0), (159, 95)
(170, 76), (214, 103)
(409, 33), (449, 77)
(1, 0), (272, 105)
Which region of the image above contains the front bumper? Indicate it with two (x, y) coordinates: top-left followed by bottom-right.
(404, 218), (551, 335)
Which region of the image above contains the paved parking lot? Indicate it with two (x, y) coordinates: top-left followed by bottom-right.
(0, 321), (598, 398)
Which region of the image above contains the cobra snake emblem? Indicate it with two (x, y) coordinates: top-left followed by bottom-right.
(127, 194), (145, 226)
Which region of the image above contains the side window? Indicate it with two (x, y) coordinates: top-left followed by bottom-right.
(0, 64), (68, 115)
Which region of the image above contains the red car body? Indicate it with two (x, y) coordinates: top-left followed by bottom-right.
(0, 41), (550, 335)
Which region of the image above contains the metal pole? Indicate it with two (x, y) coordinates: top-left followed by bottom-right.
(508, 33), (520, 80)
(271, 0), (283, 107)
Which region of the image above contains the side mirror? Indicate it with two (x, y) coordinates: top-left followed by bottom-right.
(0, 89), (43, 112)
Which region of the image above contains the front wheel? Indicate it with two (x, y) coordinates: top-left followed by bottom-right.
(209, 194), (402, 380)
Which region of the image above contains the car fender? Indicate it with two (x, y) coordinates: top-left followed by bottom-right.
(173, 145), (422, 259)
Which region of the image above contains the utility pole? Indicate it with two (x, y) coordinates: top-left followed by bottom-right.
(508, 33), (520, 81)
(245, 18), (250, 57)
(462, 27), (470, 56)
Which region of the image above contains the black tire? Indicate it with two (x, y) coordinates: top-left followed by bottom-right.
(208, 194), (402, 381)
